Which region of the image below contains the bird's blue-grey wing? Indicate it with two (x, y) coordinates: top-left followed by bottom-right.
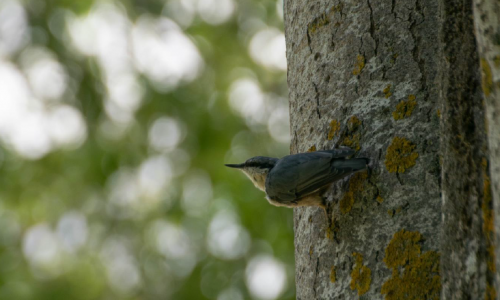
(266, 150), (365, 203)
(315, 148), (355, 158)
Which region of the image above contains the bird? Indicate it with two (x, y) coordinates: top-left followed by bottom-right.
(225, 148), (368, 209)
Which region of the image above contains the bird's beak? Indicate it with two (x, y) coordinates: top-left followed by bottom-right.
(225, 163), (245, 169)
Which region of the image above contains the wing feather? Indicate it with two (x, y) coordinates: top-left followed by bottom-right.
(265, 149), (364, 204)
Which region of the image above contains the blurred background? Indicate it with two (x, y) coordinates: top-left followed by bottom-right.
(0, 0), (293, 299)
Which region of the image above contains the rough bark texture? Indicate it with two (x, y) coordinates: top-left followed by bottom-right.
(472, 0), (500, 292)
(285, 0), (442, 298)
(439, 0), (493, 298)
(284, 0), (496, 298)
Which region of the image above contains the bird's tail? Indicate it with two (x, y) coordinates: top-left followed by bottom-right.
(333, 158), (369, 172)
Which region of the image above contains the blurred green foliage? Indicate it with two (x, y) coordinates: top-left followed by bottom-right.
(0, 0), (294, 299)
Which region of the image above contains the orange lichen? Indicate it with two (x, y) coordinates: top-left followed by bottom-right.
(339, 172), (368, 214)
(381, 229), (441, 300)
(308, 145), (317, 152)
(480, 58), (493, 96)
(376, 196), (384, 203)
(330, 266), (336, 283)
(350, 252), (371, 296)
(328, 120), (341, 140)
(385, 137), (419, 173)
(393, 95), (417, 120)
(352, 55), (365, 75)
(437, 109), (441, 118)
(383, 84), (392, 98)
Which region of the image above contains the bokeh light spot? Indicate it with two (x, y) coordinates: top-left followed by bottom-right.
(149, 117), (185, 152)
(56, 211), (88, 253)
(207, 210), (250, 259)
(249, 28), (287, 71)
(246, 255), (287, 300)
(132, 16), (203, 92)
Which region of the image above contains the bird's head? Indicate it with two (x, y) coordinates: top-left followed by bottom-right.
(225, 156), (278, 191)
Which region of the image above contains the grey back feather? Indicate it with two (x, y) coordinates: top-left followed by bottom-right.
(265, 148), (366, 204)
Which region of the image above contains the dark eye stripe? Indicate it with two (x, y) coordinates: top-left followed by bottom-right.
(246, 162), (274, 168)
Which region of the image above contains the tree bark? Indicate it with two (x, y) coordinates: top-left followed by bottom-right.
(472, 0), (500, 292)
(439, 0), (493, 298)
(284, 0), (497, 298)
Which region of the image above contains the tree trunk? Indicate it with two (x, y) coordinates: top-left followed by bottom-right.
(284, 0), (497, 298)
(440, 0), (495, 298)
(472, 0), (500, 292)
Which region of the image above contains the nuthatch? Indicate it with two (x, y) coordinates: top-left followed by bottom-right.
(225, 148), (368, 208)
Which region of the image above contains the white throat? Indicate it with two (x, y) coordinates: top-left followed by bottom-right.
(242, 167), (269, 192)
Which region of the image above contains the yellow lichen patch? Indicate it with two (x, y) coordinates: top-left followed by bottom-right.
(383, 84), (392, 98)
(326, 217), (338, 240)
(308, 13), (330, 33)
(481, 158), (496, 276)
(392, 95), (417, 120)
(494, 55), (500, 68)
(347, 116), (361, 131)
(383, 229), (422, 268)
(326, 226), (333, 239)
(339, 172), (368, 214)
(308, 145), (317, 152)
(330, 266), (336, 283)
(340, 191), (354, 214)
(480, 58), (493, 96)
(381, 229), (441, 300)
(309, 246), (314, 256)
(487, 245), (496, 273)
(341, 116), (362, 151)
(486, 283), (497, 300)
(352, 55), (365, 75)
(342, 134), (360, 151)
(376, 196), (384, 203)
(390, 53), (399, 64)
(328, 120), (340, 140)
(387, 209), (395, 217)
(350, 252), (371, 296)
(385, 137), (419, 173)
(437, 109), (441, 118)
(330, 3), (343, 13)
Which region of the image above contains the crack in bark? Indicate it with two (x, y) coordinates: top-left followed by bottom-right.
(306, 27), (313, 53)
(367, 171), (382, 201)
(409, 0), (428, 101)
(313, 82), (322, 119)
(426, 107), (433, 122)
(313, 257), (320, 298)
(367, 0), (378, 55)
(396, 172), (404, 185)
